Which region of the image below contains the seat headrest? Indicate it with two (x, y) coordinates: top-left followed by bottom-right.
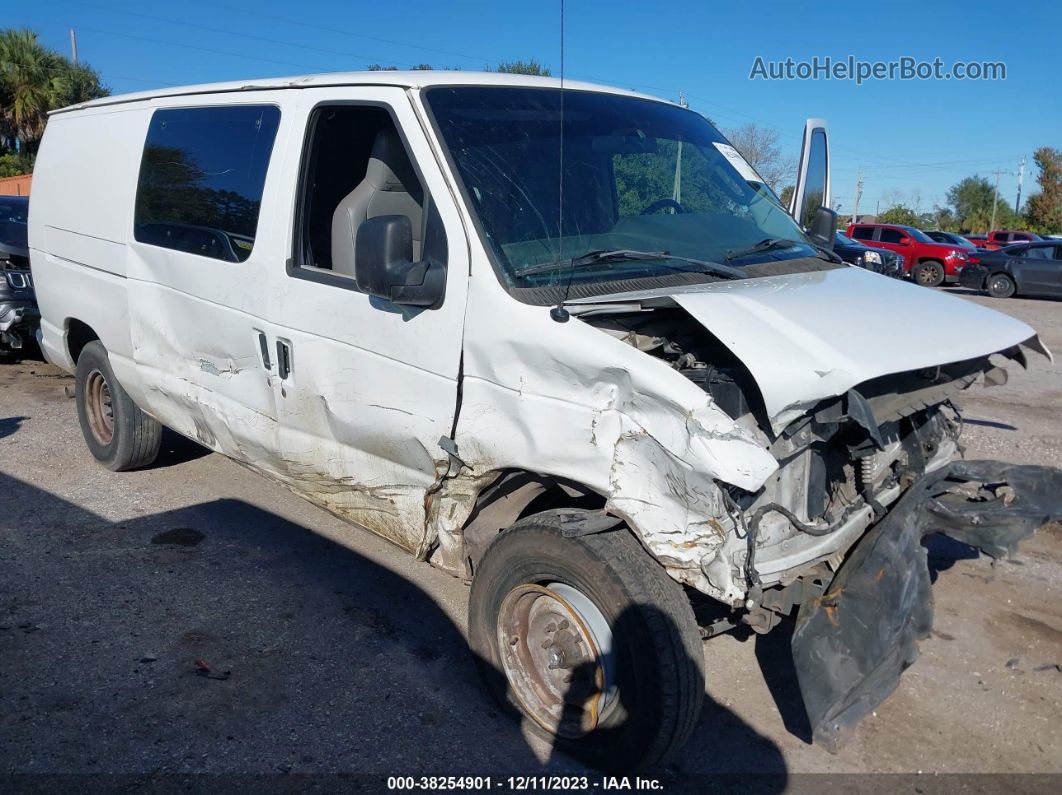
(365, 129), (420, 194)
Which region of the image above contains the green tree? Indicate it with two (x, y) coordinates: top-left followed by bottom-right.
(878, 204), (922, 226)
(1024, 147), (1062, 233)
(0, 27), (107, 158)
(493, 59), (551, 76)
(944, 175), (1016, 232)
(930, 206), (956, 231)
(945, 176), (994, 226)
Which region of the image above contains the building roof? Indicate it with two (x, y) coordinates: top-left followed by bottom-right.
(54, 70), (669, 115)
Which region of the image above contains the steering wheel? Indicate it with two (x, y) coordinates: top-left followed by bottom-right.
(640, 198), (686, 215)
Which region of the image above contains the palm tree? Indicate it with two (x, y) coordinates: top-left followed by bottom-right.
(0, 28), (108, 156)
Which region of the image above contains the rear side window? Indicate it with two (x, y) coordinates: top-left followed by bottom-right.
(134, 105), (281, 262)
(851, 226), (873, 240)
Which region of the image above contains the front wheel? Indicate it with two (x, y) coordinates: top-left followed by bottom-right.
(912, 260), (945, 287)
(986, 273), (1016, 299)
(469, 512), (705, 771)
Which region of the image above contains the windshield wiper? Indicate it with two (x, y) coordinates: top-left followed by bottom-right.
(513, 248), (745, 280)
(513, 249), (671, 276)
(723, 238), (804, 263)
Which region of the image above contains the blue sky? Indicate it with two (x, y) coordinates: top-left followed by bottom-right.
(10, 0), (1059, 214)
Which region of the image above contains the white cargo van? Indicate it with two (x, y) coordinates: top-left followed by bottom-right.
(30, 71), (1061, 768)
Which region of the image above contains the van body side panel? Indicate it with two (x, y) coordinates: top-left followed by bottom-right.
(124, 95), (292, 470)
(30, 108), (149, 374)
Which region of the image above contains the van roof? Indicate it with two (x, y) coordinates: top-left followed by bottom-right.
(53, 70), (669, 114)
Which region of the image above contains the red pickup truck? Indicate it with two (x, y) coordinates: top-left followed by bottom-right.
(982, 229), (1042, 250)
(846, 223), (971, 287)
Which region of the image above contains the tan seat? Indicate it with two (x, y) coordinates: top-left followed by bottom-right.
(331, 129), (424, 280)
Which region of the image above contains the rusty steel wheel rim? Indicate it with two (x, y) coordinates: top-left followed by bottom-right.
(497, 583), (615, 738)
(85, 368), (115, 445)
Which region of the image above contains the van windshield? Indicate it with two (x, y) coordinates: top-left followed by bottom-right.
(425, 86), (834, 300)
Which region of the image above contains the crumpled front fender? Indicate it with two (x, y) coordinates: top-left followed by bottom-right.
(792, 460), (1062, 753)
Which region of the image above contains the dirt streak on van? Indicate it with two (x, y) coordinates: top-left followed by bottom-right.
(28, 70), (1062, 769)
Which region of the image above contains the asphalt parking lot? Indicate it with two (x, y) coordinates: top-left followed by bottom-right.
(1, 288), (1061, 785)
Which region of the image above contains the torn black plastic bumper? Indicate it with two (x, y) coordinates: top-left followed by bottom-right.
(791, 460), (1062, 753)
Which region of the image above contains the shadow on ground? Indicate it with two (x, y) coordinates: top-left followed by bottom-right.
(0, 472), (788, 787)
(0, 415), (29, 439)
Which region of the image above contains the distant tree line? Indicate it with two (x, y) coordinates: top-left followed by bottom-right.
(875, 147), (1061, 234)
(367, 60), (552, 76)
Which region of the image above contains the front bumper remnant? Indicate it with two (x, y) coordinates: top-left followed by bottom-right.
(792, 460), (1062, 753)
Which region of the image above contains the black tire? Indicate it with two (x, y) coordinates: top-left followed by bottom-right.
(75, 341), (161, 471)
(469, 512), (705, 771)
(986, 273), (1016, 299)
(912, 260), (945, 287)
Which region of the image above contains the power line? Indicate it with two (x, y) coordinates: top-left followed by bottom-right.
(195, 0), (506, 66)
(62, 1), (426, 70)
(23, 18), (337, 72)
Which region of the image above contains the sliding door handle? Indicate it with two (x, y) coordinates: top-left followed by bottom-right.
(257, 331), (271, 369)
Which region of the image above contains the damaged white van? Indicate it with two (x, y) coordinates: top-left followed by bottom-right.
(30, 72), (1062, 770)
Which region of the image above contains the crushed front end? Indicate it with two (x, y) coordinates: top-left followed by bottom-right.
(586, 297), (1062, 751)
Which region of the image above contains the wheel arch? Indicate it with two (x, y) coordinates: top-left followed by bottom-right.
(65, 318), (101, 365)
(460, 470), (611, 575)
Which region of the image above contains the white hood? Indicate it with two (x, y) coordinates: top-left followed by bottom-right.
(584, 266), (1048, 431)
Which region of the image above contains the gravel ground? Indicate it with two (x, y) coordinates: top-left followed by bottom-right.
(1, 288), (1060, 788)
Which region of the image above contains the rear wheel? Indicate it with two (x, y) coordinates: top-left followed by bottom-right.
(469, 512), (705, 771)
(986, 273), (1016, 299)
(75, 341), (161, 470)
(912, 260), (945, 287)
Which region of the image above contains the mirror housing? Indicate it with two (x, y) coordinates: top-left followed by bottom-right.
(355, 215), (446, 307)
(808, 206), (837, 250)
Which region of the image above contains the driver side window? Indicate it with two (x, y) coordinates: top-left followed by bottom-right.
(292, 104), (432, 289)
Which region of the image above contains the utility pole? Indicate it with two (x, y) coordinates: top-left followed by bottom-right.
(990, 168), (1004, 231)
(850, 167), (864, 225)
(1014, 156), (1026, 215)
(69, 28), (78, 65)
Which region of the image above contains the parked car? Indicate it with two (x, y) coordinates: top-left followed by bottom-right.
(923, 230), (978, 251)
(958, 240), (1062, 298)
(965, 233), (989, 248)
(983, 229), (1042, 250)
(30, 71), (1061, 769)
(833, 230), (904, 278)
(0, 195), (38, 356)
(846, 222), (970, 286)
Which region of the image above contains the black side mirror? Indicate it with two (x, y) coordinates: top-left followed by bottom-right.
(808, 206), (837, 250)
(355, 215), (446, 308)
